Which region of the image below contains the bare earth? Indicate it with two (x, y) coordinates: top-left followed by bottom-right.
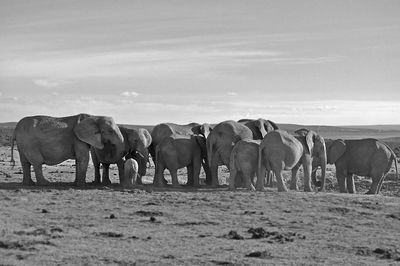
(0, 146), (399, 265)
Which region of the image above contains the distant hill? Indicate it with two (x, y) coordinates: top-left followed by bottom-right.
(278, 124), (400, 140)
(0, 122), (17, 128)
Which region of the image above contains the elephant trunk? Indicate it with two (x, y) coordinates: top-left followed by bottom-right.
(319, 158), (327, 191)
(135, 145), (149, 177)
(207, 138), (213, 170)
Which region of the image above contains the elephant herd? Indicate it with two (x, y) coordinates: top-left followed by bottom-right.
(10, 114), (399, 195)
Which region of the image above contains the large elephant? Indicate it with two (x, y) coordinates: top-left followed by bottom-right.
(150, 122), (213, 185)
(90, 127), (152, 187)
(294, 128), (333, 188)
(229, 139), (261, 190)
(257, 130), (327, 192)
(207, 119), (278, 187)
(327, 138), (398, 194)
(10, 114), (123, 186)
(154, 135), (206, 187)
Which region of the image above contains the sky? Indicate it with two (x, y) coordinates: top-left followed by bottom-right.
(0, 0), (399, 125)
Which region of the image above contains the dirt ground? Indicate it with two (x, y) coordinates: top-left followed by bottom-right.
(0, 146), (399, 265)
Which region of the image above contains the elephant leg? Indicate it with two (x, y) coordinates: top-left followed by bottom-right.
(102, 164), (111, 185)
(274, 169), (288, 192)
(235, 172), (245, 188)
(210, 162), (219, 187)
(186, 165), (194, 186)
(74, 145), (89, 186)
(192, 159), (201, 187)
(154, 165), (167, 187)
(346, 173), (356, 194)
(366, 174), (383, 195)
(256, 165), (266, 191)
(92, 159), (101, 185)
(170, 168), (180, 187)
(202, 160), (212, 185)
(229, 168), (237, 191)
(290, 165), (300, 191)
(302, 162), (313, 192)
(136, 174), (142, 185)
(186, 164), (194, 186)
(21, 160), (35, 186)
(33, 164), (50, 186)
(336, 167), (347, 193)
(243, 169), (255, 191)
(154, 160), (168, 185)
(116, 160), (125, 186)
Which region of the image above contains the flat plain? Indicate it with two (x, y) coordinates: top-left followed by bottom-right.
(0, 124), (399, 265)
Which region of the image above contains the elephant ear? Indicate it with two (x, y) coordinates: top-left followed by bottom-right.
(138, 128), (152, 148)
(256, 119), (278, 138)
(74, 117), (104, 149)
(295, 128), (310, 136)
(266, 120), (279, 131)
(305, 130), (318, 154)
(327, 139), (346, 164)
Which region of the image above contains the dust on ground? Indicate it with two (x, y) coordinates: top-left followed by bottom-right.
(0, 146), (399, 265)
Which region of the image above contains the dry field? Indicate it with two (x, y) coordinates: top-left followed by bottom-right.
(0, 126), (400, 265)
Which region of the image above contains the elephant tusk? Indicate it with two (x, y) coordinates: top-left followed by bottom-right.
(136, 151), (145, 158)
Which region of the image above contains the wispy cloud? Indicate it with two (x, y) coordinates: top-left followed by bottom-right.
(33, 79), (59, 88)
(121, 91), (139, 97)
(0, 47), (344, 80)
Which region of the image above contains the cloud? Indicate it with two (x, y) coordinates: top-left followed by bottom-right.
(227, 92), (238, 96)
(121, 91), (139, 97)
(33, 79), (59, 88)
(0, 48), (284, 79)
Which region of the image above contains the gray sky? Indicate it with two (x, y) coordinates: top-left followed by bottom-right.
(1, 0), (399, 125)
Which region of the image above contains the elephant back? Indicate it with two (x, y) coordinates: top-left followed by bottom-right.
(213, 120), (253, 141)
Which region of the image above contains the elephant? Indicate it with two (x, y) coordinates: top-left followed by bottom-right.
(10, 114), (123, 186)
(124, 158), (139, 187)
(229, 139), (261, 190)
(326, 138), (399, 194)
(238, 118), (279, 139)
(207, 119), (278, 187)
(257, 130), (327, 192)
(150, 122), (213, 185)
(294, 128), (333, 188)
(154, 135), (207, 187)
(90, 126), (151, 187)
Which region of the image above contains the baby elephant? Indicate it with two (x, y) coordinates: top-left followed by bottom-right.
(123, 158), (139, 188)
(327, 138), (398, 194)
(229, 139), (261, 190)
(154, 135), (207, 187)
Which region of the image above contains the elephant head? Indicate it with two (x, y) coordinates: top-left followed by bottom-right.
(74, 115), (124, 150)
(327, 139), (346, 164)
(123, 127), (152, 177)
(191, 123), (214, 139)
(304, 130), (327, 191)
(238, 118), (278, 139)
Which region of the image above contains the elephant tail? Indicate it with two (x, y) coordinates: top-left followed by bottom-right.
(390, 148), (399, 181)
(384, 144), (399, 181)
(10, 128), (16, 168)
